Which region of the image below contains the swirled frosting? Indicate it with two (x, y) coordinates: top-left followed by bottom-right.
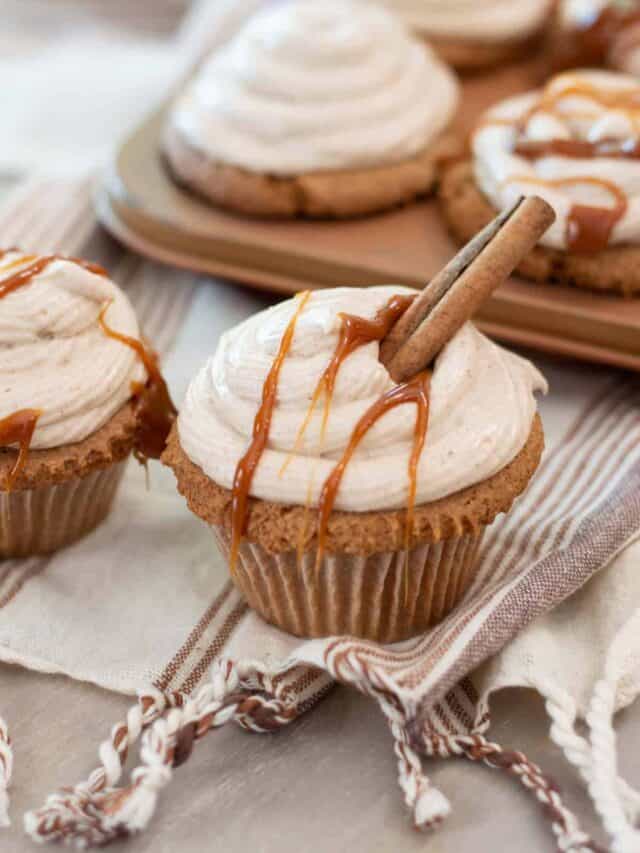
(178, 287), (546, 513)
(168, 0), (459, 175)
(472, 71), (640, 251)
(0, 252), (145, 450)
(375, 0), (551, 41)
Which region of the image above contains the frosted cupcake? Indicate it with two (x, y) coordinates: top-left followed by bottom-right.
(163, 286), (546, 642)
(0, 251), (175, 557)
(374, 0), (553, 70)
(440, 70), (640, 295)
(163, 0), (459, 219)
(554, 1), (640, 74)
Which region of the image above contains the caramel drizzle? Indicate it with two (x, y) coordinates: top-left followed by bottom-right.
(505, 175), (627, 253)
(98, 306), (177, 461)
(282, 294), (416, 470)
(0, 253), (106, 300)
(0, 253), (107, 487)
(494, 78), (636, 253)
(533, 78), (640, 121)
(315, 372), (432, 584)
(0, 410), (42, 490)
(514, 137), (640, 160)
(229, 291), (312, 571)
(279, 293), (416, 561)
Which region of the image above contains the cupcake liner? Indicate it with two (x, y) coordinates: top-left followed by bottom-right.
(212, 525), (485, 642)
(0, 462), (127, 558)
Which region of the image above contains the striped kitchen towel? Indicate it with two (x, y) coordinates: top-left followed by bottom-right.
(0, 179), (639, 852)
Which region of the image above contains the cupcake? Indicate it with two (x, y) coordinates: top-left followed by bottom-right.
(0, 251), (175, 557)
(553, 1), (640, 74)
(440, 70), (640, 295)
(163, 0), (459, 219)
(163, 284), (546, 642)
(374, 0), (553, 70)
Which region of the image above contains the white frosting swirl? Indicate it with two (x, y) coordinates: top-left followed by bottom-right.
(168, 0), (459, 175)
(178, 287), (546, 513)
(472, 71), (640, 251)
(0, 252), (145, 450)
(375, 0), (551, 41)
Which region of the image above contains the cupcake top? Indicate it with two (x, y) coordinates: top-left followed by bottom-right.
(178, 287), (546, 515)
(375, 0), (551, 41)
(167, 0), (459, 175)
(472, 70), (640, 252)
(0, 251), (146, 451)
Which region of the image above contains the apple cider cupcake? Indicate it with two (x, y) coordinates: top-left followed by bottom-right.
(0, 250), (175, 557)
(375, 0), (553, 70)
(164, 199), (553, 642)
(440, 70), (640, 295)
(163, 0), (459, 219)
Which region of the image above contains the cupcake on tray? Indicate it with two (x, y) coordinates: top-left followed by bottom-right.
(374, 0), (554, 71)
(163, 0), (459, 219)
(440, 70), (640, 295)
(164, 198), (554, 642)
(0, 250), (175, 557)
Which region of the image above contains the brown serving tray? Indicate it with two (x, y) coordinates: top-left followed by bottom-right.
(96, 57), (640, 372)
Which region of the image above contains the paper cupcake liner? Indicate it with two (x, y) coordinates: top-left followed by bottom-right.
(0, 462), (127, 558)
(212, 525), (485, 642)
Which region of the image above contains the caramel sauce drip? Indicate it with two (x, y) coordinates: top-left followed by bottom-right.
(0, 253), (107, 301)
(0, 253), (107, 486)
(0, 409), (42, 490)
(315, 371), (432, 573)
(532, 79), (640, 124)
(229, 291), (312, 571)
(554, 5), (640, 71)
(505, 175), (627, 252)
(515, 137), (640, 160)
(98, 306), (177, 461)
(283, 293), (416, 469)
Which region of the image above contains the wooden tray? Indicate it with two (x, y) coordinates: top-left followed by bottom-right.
(96, 57), (640, 372)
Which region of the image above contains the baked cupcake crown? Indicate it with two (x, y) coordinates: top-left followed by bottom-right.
(167, 0), (459, 175)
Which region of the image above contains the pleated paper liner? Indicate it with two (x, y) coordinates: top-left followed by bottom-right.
(212, 524), (485, 642)
(96, 51), (640, 372)
(0, 462), (127, 558)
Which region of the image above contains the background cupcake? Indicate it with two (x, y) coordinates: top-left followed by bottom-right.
(553, 0), (640, 74)
(163, 0), (459, 219)
(0, 250), (174, 557)
(374, 0), (553, 70)
(440, 70), (640, 295)
(164, 286), (546, 642)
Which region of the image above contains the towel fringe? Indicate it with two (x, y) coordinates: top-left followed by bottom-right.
(24, 660), (300, 847)
(415, 725), (605, 853)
